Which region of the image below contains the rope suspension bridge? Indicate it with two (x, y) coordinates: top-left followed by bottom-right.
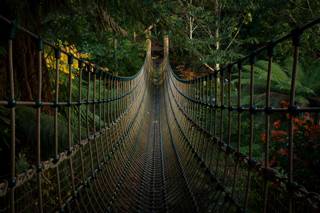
(0, 15), (320, 213)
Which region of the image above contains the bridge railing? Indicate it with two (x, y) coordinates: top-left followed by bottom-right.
(166, 17), (320, 212)
(0, 15), (151, 213)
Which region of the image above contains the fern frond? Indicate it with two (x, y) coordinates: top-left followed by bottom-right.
(282, 57), (305, 84)
(295, 96), (310, 105)
(304, 63), (320, 92)
(296, 86), (316, 97)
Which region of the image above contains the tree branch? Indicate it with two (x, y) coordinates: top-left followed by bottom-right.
(224, 12), (249, 52)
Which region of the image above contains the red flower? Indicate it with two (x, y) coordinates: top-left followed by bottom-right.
(276, 148), (287, 155)
(281, 101), (290, 109)
(271, 130), (287, 140)
(273, 120), (281, 128)
(294, 117), (300, 123)
(261, 133), (266, 143)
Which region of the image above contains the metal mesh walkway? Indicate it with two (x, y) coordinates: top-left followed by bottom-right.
(0, 15), (320, 213)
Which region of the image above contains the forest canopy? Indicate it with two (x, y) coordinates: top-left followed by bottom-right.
(1, 0), (320, 77)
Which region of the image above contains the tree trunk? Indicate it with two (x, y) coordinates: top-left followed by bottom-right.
(114, 38), (118, 75)
(215, 0), (220, 71)
(189, 16), (193, 60)
(0, 1), (54, 115)
(189, 0), (193, 60)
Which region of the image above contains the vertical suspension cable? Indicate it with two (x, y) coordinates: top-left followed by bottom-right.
(227, 65), (232, 145)
(85, 65), (100, 212)
(53, 46), (63, 210)
(288, 27), (302, 212)
(208, 73), (214, 169)
(36, 36), (43, 213)
(77, 59), (89, 212)
(7, 23), (16, 213)
(65, 53), (79, 211)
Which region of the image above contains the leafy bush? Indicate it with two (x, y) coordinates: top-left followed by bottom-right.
(262, 101), (320, 193)
(16, 106), (80, 161)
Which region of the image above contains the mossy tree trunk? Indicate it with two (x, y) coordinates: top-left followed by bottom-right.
(0, 1), (54, 115)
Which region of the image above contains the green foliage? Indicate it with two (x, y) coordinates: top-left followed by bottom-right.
(87, 37), (146, 76)
(16, 155), (29, 174)
(0, 106), (11, 151)
(41, 0), (148, 77)
(233, 58), (320, 107)
(0, 47), (7, 57)
(16, 106), (80, 161)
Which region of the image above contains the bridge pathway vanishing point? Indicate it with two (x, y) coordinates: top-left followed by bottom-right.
(0, 15), (320, 213)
